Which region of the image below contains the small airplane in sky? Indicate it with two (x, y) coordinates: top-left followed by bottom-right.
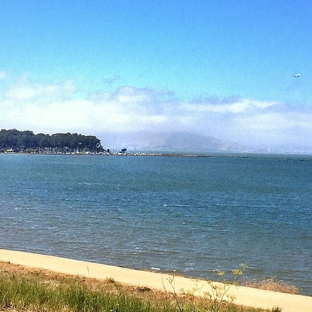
(293, 73), (301, 77)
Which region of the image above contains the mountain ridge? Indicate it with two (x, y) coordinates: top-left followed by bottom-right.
(99, 131), (243, 153)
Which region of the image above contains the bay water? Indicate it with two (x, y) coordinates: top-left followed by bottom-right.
(0, 153), (311, 295)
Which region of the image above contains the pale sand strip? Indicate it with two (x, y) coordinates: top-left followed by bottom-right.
(0, 249), (311, 312)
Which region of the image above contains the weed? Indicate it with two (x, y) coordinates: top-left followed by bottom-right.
(164, 263), (271, 312)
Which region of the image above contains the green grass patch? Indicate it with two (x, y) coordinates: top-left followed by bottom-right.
(0, 263), (279, 312)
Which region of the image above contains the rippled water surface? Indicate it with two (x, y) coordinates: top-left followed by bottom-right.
(0, 153), (311, 294)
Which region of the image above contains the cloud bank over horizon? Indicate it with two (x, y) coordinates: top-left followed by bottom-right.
(1, 74), (311, 151)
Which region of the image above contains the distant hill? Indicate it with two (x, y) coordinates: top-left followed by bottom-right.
(100, 131), (243, 153)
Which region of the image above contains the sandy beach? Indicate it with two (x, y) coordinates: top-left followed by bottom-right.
(0, 249), (311, 312)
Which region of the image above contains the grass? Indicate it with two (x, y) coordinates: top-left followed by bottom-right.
(243, 277), (300, 295)
(0, 262), (282, 312)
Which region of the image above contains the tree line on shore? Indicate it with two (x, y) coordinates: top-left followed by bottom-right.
(0, 129), (102, 153)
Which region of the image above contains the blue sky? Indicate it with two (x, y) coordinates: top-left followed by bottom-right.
(1, 1), (312, 151)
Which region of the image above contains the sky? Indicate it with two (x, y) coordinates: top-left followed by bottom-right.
(1, 0), (312, 151)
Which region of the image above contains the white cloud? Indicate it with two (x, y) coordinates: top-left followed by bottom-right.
(6, 87), (37, 100)
(1, 78), (312, 150)
(0, 71), (6, 81)
(4, 81), (75, 101)
(183, 99), (277, 114)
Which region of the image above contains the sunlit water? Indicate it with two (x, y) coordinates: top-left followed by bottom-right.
(0, 153), (311, 295)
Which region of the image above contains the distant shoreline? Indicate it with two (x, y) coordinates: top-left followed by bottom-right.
(1, 150), (312, 159)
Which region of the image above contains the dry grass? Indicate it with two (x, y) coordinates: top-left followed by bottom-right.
(0, 262), (292, 312)
(243, 278), (300, 295)
(0, 261), (173, 311)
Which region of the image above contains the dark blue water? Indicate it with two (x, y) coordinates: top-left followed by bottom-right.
(0, 154), (311, 295)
